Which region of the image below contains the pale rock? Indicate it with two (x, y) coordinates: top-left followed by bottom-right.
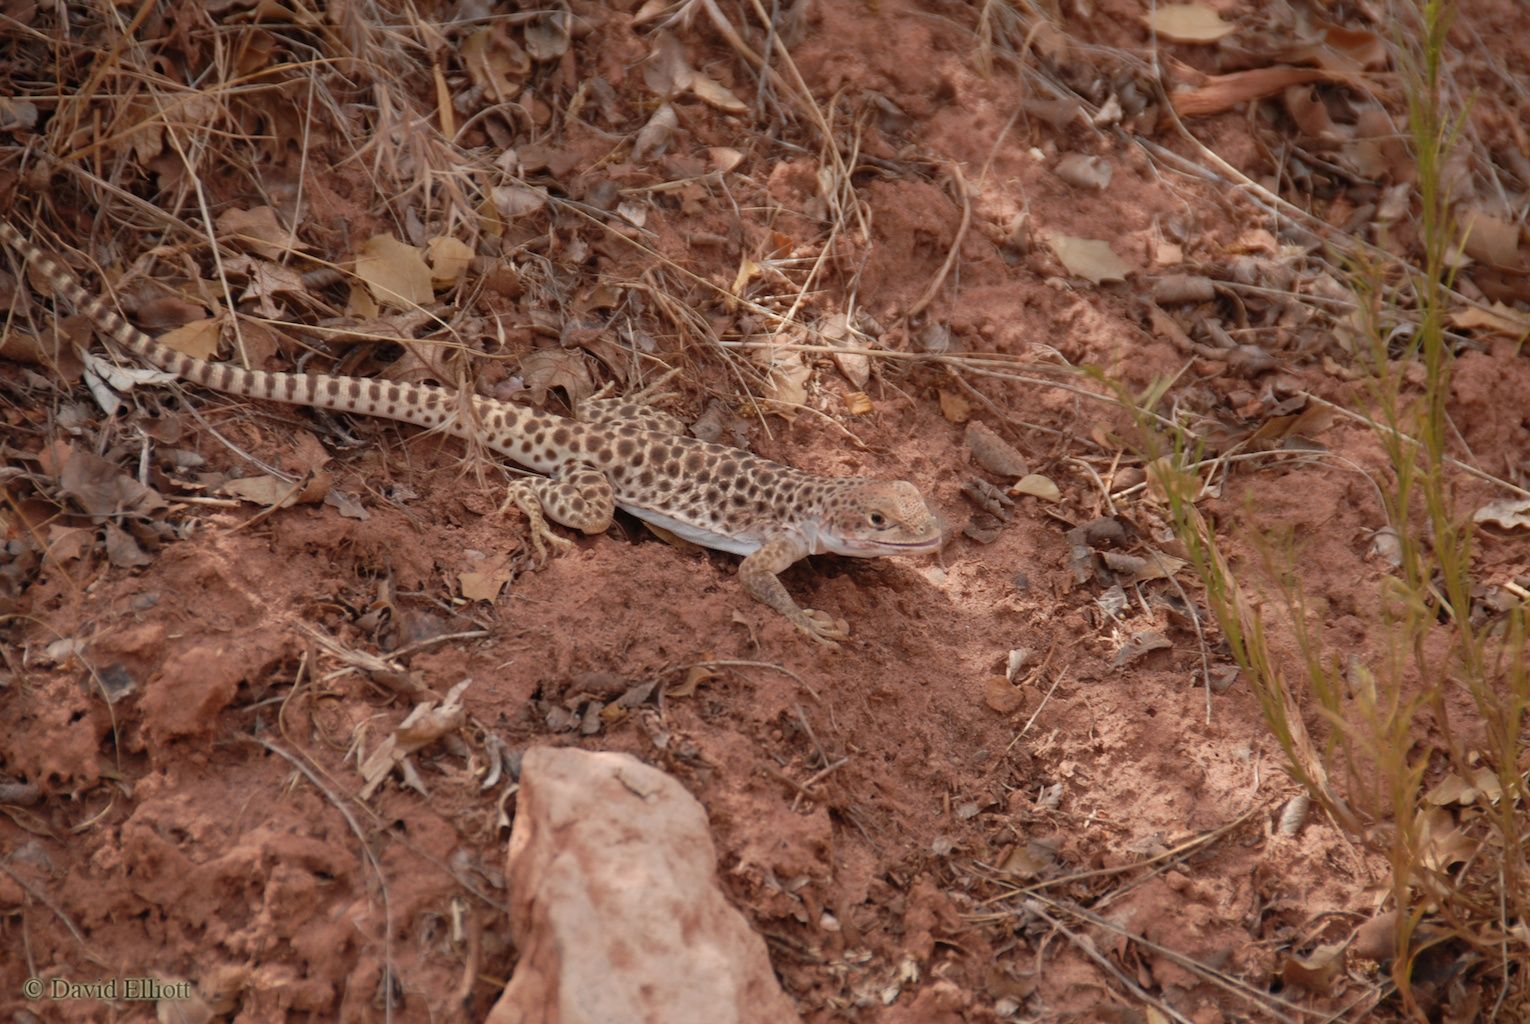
(486, 747), (803, 1024)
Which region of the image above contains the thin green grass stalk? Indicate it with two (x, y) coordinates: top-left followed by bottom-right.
(1344, 0), (1529, 1009)
(1103, 390), (1362, 831)
(1380, 2), (1527, 1006)
(1110, 3), (1526, 1010)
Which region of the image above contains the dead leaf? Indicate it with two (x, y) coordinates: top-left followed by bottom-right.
(1473, 498), (1530, 530)
(999, 841), (1055, 879)
(938, 388), (972, 424)
(1148, 304), (1194, 352)
(324, 489), (371, 521)
(156, 318), (223, 359)
(759, 344), (810, 414)
(518, 141), (583, 178)
(460, 552), (512, 602)
(1241, 401), (1334, 448)
(1425, 768), (1503, 807)
(491, 184), (548, 219)
(48, 443), (166, 519)
(119, 97), (164, 166)
(1282, 944), (1346, 993)
(1053, 153), (1113, 191)
(690, 73), (747, 114)
(519, 348), (594, 407)
(1009, 474), (1061, 501)
(731, 256), (761, 297)
(1045, 234), (1131, 283)
(576, 281), (623, 314)
(916, 321), (953, 353)
(80, 350), (173, 416)
(1283, 83), (1336, 138)
(1145, 4), (1237, 43)
(842, 391), (873, 415)
(965, 421), (1029, 477)
(984, 676), (1027, 715)
(1113, 630), (1172, 667)
(426, 236), (473, 287)
(632, 102), (678, 161)
(1277, 793), (1310, 835)
(136, 295), (208, 331)
(346, 283), (379, 319)
(0, 97), (39, 133)
(1352, 911), (1398, 962)
(1131, 549), (1187, 582)
(1231, 228), (1278, 254)
(285, 431), (332, 477)
(1371, 181), (1413, 222)
(820, 312), (869, 388)
(156, 981), (212, 1024)
(639, 32), (741, 111)
(663, 664), (719, 699)
(709, 147), (744, 173)
(1463, 767), (1502, 804)
(1225, 344), (1277, 376)
(358, 679), (472, 799)
(1345, 108), (1412, 181)
(1280, 23), (1388, 72)
(462, 26), (528, 102)
(230, 257), (307, 319)
(642, 31), (692, 98)
(1461, 211), (1521, 266)
(221, 472), (324, 508)
(1019, 97), (1081, 129)
(1368, 527), (1403, 567)
(46, 525), (94, 563)
(355, 234), (433, 310)
(963, 514), (1005, 545)
(0, 309), (86, 376)
(631, 0), (669, 26)
(216, 206), (297, 259)
(523, 12), (570, 61)
(1471, 263), (1530, 305)
(1451, 301), (1530, 339)
(1418, 806), (1475, 871)
(103, 521), (153, 568)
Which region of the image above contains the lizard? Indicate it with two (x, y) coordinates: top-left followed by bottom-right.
(0, 219), (943, 645)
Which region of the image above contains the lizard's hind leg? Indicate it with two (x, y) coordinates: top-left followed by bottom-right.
(500, 464), (615, 564)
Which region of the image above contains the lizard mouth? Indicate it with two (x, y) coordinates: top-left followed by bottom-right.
(887, 535), (944, 552)
(832, 532), (944, 557)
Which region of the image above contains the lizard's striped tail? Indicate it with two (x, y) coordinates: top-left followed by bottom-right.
(0, 218), (463, 432)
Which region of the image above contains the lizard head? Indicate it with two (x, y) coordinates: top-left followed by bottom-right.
(813, 480), (943, 558)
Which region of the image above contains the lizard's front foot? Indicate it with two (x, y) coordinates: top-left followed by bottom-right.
(793, 608), (850, 648)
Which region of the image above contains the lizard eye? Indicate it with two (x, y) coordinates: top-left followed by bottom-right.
(868, 511), (887, 528)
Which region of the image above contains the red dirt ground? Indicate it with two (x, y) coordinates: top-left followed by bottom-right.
(2, 1), (1527, 1021)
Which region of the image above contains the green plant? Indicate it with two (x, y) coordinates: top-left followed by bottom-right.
(1113, 3), (1527, 1015)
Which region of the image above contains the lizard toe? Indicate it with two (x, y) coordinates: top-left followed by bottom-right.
(797, 608), (850, 647)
